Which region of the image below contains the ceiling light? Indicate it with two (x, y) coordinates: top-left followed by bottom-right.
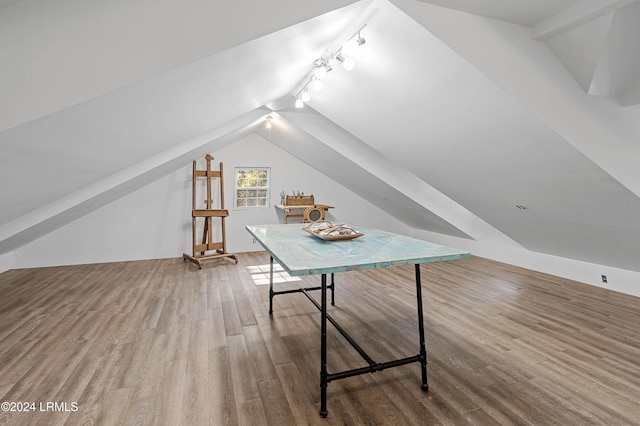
(265, 116), (272, 129)
(290, 24), (367, 107)
(341, 32), (366, 56)
(314, 66), (328, 80)
(336, 54), (355, 71)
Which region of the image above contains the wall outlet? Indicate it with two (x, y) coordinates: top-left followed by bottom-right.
(601, 275), (607, 284)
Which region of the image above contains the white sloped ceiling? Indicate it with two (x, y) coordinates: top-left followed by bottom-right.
(1, 0), (640, 274)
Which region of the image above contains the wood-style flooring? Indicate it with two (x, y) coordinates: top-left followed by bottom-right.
(1, 252), (639, 425)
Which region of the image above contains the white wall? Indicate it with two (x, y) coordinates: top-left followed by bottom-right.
(0, 252), (11, 272)
(411, 228), (640, 298)
(9, 133), (409, 269)
(10, 164), (192, 268)
(7, 131), (639, 298)
(218, 134), (411, 253)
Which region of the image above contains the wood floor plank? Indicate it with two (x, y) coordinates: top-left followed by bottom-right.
(112, 329), (155, 390)
(208, 307), (228, 350)
(155, 358), (187, 426)
(208, 347), (239, 426)
(133, 332), (171, 400)
(186, 319), (209, 373)
(257, 316), (294, 367)
(93, 386), (133, 426)
(181, 370), (209, 425)
(0, 254), (639, 425)
(243, 325), (279, 383)
(274, 362), (325, 426)
(227, 334), (261, 402)
(257, 378), (297, 426)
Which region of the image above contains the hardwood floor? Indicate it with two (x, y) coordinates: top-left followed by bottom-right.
(1, 253), (639, 425)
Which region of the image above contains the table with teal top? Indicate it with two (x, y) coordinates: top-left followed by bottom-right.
(245, 223), (471, 418)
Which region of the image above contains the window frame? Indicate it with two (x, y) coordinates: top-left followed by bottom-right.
(233, 167), (271, 210)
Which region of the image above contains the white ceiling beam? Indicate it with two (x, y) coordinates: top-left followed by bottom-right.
(279, 109), (520, 246)
(588, 2), (640, 97)
(533, 0), (638, 40)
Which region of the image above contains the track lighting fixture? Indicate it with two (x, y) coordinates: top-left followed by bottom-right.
(291, 24), (367, 107)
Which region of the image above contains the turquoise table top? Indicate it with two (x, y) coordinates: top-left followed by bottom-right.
(246, 223), (471, 276)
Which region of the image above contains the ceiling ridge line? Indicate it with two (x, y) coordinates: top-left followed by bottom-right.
(532, 0), (638, 40)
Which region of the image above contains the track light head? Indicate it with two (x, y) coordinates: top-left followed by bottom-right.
(342, 31), (366, 56)
(314, 67), (327, 80)
(336, 54), (355, 71)
(313, 64), (332, 80)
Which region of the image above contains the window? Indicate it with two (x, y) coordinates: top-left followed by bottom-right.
(234, 167), (270, 209)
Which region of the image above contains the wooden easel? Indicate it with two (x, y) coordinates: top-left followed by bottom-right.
(183, 154), (238, 268)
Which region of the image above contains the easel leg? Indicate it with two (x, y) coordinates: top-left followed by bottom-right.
(200, 218), (210, 256)
(415, 264), (428, 390)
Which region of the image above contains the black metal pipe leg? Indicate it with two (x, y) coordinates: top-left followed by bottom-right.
(320, 273), (328, 418)
(415, 264), (428, 391)
(269, 256), (274, 315)
(330, 272), (335, 306)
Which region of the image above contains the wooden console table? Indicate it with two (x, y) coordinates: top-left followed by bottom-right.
(276, 195), (333, 223)
(275, 204), (334, 223)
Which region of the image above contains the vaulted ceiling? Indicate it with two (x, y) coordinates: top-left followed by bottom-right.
(1, 0), (640, 272)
